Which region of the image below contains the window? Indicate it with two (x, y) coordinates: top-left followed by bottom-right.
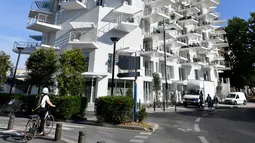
(107, 54), (112, 73)
(143, 82), (153, 102)
(144, 61), (153, 77)
(195, 69), (199, 80)
(84, 52), (90, 72)
(179, 68), (186, 80)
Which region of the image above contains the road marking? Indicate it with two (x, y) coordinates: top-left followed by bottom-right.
(129, 139), (144, 143)
(139, 132), (152, 135)
(202, 114), (208, 117)
(135, 135), (148, 139)
(194, 124), (200, 132)
(199, 136), (209, 143)
(48, 134), (76, 143)
(195, 117), (201, 123)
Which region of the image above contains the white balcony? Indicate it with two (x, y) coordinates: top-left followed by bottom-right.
(178, 30), (202, 38)
(113, 3), (143, 15)
(210, 28), (226, 35)
(197, 12), (219, 20)
(208, 36), (225, 43)
(192, 0), (220, 8)
(114, 15), (140, 32)
(144, 27), (176, 41)
(165, 23), (183, 30)
(212, 41), (229, 48)
(68, 31), (99, 49)
(143, 7), (170, 23)
(166, 39), (188, 47)
(70, 22), (96, 30)
(29, 0), (53, 18)
(27, 13), (61, 33)
(13, 42), (58, 55)
(178, 16), (199, 25)
(179, 44), (208, 51)
(179, 5), (201, 14)
(209, 19), (227, 25)
(169, 7), (184, 19)
(196, 22), (217, 30)
(144, 0), (175, 8)
(59, 0), (87, 10)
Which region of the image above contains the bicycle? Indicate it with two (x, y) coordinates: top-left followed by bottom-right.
(24, 107), (54, 142)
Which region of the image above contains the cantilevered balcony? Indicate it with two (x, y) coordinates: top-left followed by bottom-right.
(29, 0), (53, 18)
(179, 5), (201, 14)
(143, 7), (170, 23)
(113, 2), (143, 15)
(209, 18), (227, 25)
(59, 0), (87, 10)
(180, 57), (207, 66)
(192, 0), (220, 8)
(114, 14), (140, 32)
(13, 42), (58, 55)
(178, 30), (202, 39)
(208, 35), (225, 43)
(210, 60), (226, 68)
(144, 0), (175, 8)
(196, 21), (217, 30)
(158, 21), (183, 30)
(144, 27), (176, 41)
(179, 43), (208, 51)
(197, 11), (220, 20)
(178, 16), (198, 25)
(212, 41), (229, 48)
(68, 31), (99, 49)
(27, 13), (61, 33)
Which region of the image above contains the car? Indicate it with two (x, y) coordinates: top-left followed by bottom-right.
(224, 92), (247, 105)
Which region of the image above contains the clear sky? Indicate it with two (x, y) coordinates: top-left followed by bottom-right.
(0, 0), (254, 69)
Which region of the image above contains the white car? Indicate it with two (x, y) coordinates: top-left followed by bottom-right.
(224, 92), (247, 105)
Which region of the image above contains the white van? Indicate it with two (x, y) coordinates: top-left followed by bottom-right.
(224, 92), (247, 105)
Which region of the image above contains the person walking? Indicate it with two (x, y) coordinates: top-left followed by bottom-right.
(206, 94), (213, 111)
(199, 93), (204, 110)
(213, 96), (219, 109)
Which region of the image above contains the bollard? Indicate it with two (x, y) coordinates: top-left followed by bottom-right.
(7, 115), (15, 130)
(55, 123), (62, 141)
(97, 142), (105, 143)
(78, 131), (86, 143)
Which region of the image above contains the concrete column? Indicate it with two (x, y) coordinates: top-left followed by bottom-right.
(90, 78), (94, 103)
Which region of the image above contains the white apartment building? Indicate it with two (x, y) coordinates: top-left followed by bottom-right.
(13, 0), (230, 105)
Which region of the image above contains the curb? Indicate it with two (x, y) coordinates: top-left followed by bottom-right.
(150, 124), (159, 132)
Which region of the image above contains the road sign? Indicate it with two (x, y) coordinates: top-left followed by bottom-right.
(117, 72), (140, 78)
(116, 56), (140, 70)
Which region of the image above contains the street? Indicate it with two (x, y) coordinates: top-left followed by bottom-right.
(0, 103), (255, 143)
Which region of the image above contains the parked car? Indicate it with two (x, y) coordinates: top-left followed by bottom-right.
(224, 92), (247, 105)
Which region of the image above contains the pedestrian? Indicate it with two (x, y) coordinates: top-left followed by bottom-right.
(199, 92), (204, 110)
(213, 96), (219, 109)
(206, 94), (213, 111)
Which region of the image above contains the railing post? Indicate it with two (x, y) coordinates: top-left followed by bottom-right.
(78, 131), (86, 143)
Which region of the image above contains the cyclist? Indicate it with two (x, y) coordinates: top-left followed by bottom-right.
(38, 87), (56, 135)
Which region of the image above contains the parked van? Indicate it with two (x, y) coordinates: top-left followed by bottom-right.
(224, 92), (247, 105)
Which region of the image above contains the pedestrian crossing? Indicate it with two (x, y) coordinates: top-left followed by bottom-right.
(129, 132), (152, 143)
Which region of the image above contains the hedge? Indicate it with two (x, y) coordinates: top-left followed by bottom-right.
(95, 96), (134, 124)
(0, 93), (88, 120)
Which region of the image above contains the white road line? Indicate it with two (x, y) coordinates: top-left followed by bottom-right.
(194, 124), (200, 132)
(129, 139), (144, 143)
(199, 136), (209, 143)
(139, 132), (152, 135)
(195, 117), (201, 123)
(135, 135), (148, 139)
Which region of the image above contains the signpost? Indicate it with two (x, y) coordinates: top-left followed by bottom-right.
(116, 53), (140, 122)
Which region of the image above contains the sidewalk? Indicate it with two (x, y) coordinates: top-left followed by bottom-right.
(0, 128), (67, 143)
(146, 105), (195, 113)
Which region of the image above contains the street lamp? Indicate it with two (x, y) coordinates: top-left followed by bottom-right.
(110, 37), (120, 96)
(9, 47), (25, 94)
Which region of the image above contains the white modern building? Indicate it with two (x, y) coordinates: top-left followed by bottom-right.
(13, 0), (231, 105)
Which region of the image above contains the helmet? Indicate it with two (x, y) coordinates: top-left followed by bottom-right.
(42, 87), (49, 95)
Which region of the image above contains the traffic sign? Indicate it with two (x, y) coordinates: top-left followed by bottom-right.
(116, 56), (140, 70)
(117, 72), (140, 78)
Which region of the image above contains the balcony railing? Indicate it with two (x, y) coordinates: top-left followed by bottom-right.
(115, 14), (140, 24)
(144, 7), (170, 16)
(59, 0), (86, 4)
(180, 42), (206, 49)
(27, 13), (54, 26)
(69, 31), (97, 43)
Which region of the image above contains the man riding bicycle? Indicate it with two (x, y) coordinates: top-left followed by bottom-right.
(38, 87), (56, 135)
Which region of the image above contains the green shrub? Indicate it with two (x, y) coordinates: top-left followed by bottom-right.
(0, 93), (88, 120)
(138, 107), (147, 122)
(95, 96), (134, 124)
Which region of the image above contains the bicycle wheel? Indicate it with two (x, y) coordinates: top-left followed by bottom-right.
(24, 118), (39, 142)
(43, 115), (54, 136)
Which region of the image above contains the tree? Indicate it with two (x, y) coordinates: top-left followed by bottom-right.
(0, 51), (11, 85)
(57, 49), (87, 96)
(224, 14), (255, 90)
(152, 73), (161, 103)
(26, 48), (59, 93)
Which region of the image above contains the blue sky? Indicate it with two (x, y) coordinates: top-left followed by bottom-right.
(0, 0), (254, 68)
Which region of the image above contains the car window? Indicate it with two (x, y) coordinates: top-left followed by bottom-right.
(236, 95), (239, 99)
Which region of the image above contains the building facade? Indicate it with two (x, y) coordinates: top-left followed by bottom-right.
(13, 0), (230, 105)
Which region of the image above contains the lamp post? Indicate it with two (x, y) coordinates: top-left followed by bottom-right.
(9, 47), (25, 94)
(110, 37), (120, 96)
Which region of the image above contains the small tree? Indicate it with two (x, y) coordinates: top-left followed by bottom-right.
(57, 49), (87, 96)
(0, 51), (11, 85)
(26, 48), (59, 94)
(152, 73), (161, 103)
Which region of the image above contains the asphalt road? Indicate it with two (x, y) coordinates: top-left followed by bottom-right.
(146, 103), (255, 143)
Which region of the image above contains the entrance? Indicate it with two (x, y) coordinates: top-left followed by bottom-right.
(84, 78), (97, 103)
